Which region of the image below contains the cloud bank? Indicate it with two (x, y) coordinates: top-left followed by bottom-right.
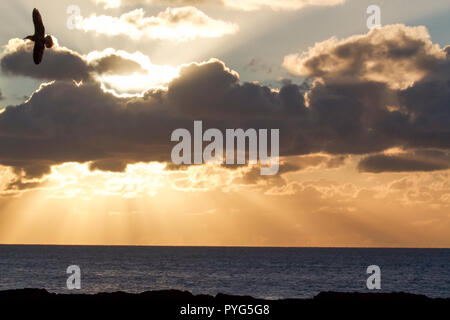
(1, 39), (178, 94)
(0, 24), (448, 178)
(1, 39), (147, 81)
(359, 150), (450, 173)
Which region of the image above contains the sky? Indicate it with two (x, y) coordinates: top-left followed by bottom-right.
(0, 0), (449, 247)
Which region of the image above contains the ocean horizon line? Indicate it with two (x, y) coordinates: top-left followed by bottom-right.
(0, 243), (449, 249)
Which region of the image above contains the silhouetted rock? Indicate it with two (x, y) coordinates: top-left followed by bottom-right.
(0, 288), (447, 319)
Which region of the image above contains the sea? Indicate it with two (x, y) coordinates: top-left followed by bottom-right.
(0, 245), (448, 298)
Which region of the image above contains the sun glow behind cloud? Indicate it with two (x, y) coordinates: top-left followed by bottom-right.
(86, 49), (180, 94)
(96, 65), (178, 94)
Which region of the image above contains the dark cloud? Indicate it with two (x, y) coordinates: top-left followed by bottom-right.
(283, 24), (450, 165)
(89, 54), (144, 76)
(358, 150), (450, 173)
(232, 161), (301, 187)
(0, 25), (448, 177)
(283, 25), (446, 90)
(0, 39), (147, 82)
(279, 154), (349, 171)
(1, 39), (90, 82)
(13, 164), (52, 179)
(236, 154), (349, 187)
(89, 159), (128, 172)
(6, 178), (42, 192)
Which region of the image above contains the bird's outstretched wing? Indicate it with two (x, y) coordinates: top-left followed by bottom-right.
(33, 41), (44, 65)
(33, 8), (45, 37)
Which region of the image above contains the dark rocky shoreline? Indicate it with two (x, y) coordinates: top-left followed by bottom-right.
(1, 289), (448, 318)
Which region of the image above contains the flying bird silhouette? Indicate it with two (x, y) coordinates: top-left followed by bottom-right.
(24, 8), (53, 65)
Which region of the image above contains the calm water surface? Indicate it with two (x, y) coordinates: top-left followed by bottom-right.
(0, 245), (448, 298)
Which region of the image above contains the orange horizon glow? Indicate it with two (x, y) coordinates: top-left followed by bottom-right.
(1, 161), (448, 248)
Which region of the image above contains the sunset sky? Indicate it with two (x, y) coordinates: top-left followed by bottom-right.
(0, 0), (449, 247)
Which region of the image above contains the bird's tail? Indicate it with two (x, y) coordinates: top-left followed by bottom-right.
(44, 35), (53, 48)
